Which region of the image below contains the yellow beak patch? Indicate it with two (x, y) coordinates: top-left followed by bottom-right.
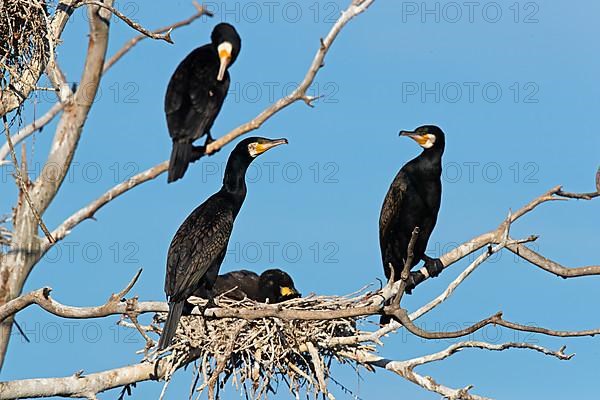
(410, 134), (429, 146)
(254, 143), (269, 155)
(219, 48), (231, 60)
(280, 287), (296, 297)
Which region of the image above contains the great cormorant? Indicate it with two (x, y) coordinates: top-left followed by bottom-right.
(379, 125), (445, 323)
(194, 269), (300, 303)
(158, 137), (287, 350)
(165, 23), (241, 183)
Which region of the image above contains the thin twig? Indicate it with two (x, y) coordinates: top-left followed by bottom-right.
(103, 1), (212, 73)
(74, 1), (175, 43)
(2, 116), (54, 243)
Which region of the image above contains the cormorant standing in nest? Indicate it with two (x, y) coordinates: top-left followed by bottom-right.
(379, 125), (445, 324)
(188, 269), (300, 307)
(165, 23), (241, 183)
(158, 137), (288, 350)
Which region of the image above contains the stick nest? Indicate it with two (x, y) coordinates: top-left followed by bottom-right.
(146, 290), (380, 399)
(0, 0), (51, 90)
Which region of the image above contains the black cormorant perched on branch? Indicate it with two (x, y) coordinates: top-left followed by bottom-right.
(196, 269), (301, 303)
(165, 23), (241, 183)
(158, 137), (288, 350)
(379, 125), (445, 323)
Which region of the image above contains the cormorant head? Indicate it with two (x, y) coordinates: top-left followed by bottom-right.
(224, 137), (287, 192)
(211, 23), (242, 81)
(399, 125), (445, 152)
(233, 137), (288, 161)
(258, 269), (301, 303)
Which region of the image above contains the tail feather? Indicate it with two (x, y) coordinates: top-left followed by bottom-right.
(158, 301), (184, 350)
(168, 142), (192, 183)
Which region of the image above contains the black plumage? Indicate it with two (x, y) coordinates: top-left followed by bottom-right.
(158, 137), (288, 350)
(165, 23), (241, 183)
(379, 125), (445, 321)
(200, 269), (301, 303)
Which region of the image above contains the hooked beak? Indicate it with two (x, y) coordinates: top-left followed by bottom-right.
(399, 130), (428, 146)
(254, 138), (288, 155)
(280, 286), (301, 299)
(217, 42), (232, 82)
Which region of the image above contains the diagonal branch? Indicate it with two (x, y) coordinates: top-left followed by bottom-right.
(350, 341), (571, 400)
(0, 102), (64, 164)
(30, 1), (115, 215)
(1, 2), (210, 166)
(506, 243), (600, 278)
(0, 358), (169, 400)
(409, 183), (600, 290)
(204, 0), (375, 155)
(0, 268), (141, 322)
(402, 341), (573, 367)
(3, 278), (600, 341)
(103, 1), (212, 73)
(410, 236), (537, 321)
(2, 117), (54, 243)
(47, 161), (168, 246)
(0, 0), (79, 116)
(46, 0), (376, 245)
(74, 1), (176, 43)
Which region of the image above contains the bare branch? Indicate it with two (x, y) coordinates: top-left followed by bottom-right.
(506, 242), (600, 278)
(48, 161), (168, 245)
(404, 341), (573, 367)
(353, 341), (571, 400)
(410, 184), (600, 290)
(103, 1), (212, 73)
(2, 117), (55, 243)
(0, 269), (141, 322)
(342, 348), (490, 400)
(0, 0), (79, 116)
(0, 358), (169, 399)
(410, 236), (536, 321)
(203, 0), (374, 155)
(30, 1), (115, 215)
(47, 0), (375, 245)
(0, 102), (64, 164)
(74, 1), (176, 44)
(392, 227), (419, 305)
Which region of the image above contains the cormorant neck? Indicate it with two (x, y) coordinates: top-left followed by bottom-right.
(420, 145), (444, 164)
(222, 155), (250, 197)
(406, 146), (444, 177)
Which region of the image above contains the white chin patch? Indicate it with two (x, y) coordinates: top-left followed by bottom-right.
(421, 134), (436, 149)
(218, 41), (233, 56)
(247, 143), (259, 158)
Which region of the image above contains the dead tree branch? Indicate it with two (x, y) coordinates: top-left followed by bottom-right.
(103, 1), (212, 73)
(0, 358), (169, 399)
(2, 117), (54, 243)
(43, 0), (376, 246)
(74, 1), (178, 44)
(0, 0), (78, 116)
(47, 161), (168, 246)
(409, 184), (600, 290)
(0, 102), (63, 164)
(345, 341), (571, 400)
(203, 0), (375, 155)
(0, 2), (209, 166)
(0, 1), (116, 369)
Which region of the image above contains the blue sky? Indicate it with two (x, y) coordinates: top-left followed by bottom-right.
(2, 0), (599, 399)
